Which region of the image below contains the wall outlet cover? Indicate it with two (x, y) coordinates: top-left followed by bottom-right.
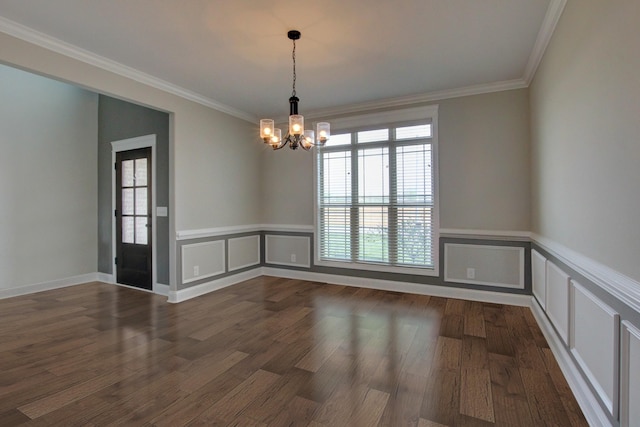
(467, 268), (476, 279)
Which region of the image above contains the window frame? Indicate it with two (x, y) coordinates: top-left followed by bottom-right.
(313, 105), (439, 277)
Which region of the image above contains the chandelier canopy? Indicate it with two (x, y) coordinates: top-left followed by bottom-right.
(260, 30), (330, 150)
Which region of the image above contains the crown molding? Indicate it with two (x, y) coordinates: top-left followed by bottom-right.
(0, 0), (565, 123)
(276, 0), (566, 122)
(281, 78), (528, 122)
(0, 16), (257, 123)
(523, 0), (568, 84)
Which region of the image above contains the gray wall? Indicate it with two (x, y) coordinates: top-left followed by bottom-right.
(97, 95), (170, 284)
(0, 64), (98, 289)
(439, 89), (531, 231)
(173, 107), (262, 232)
(530, 0), (640, 282)
(0, 32), (263, 275)
(261, 88), (531, 232)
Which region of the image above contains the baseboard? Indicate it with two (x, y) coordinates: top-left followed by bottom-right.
(97, 272), (114, 283)
(0, 272), (101, 300)
(530, 298), (612, 427)
(261, 267), (532, 307)
(168, 268), (262, 303)
(154, 283), (169, 296)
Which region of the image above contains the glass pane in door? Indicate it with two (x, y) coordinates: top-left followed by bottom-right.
(122, 217), (135, 244)
(135, 188), (147, 215)
(135, 159), (147, 186)
(122, 160), (135, 187)
(135, 217), (148, 244)
(122, 189), (134, 215)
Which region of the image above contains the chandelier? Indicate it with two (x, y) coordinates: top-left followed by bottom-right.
(260, 30), (330, 150)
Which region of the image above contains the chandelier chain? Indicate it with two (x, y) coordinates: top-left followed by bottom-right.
(291, 38), (297, 97)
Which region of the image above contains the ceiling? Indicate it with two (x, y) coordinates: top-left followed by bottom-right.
(0, 0), (559, 121)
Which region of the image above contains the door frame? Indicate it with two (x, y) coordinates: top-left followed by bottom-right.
(111, 134), (158, 293)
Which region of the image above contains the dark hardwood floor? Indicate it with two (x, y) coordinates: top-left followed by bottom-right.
(0, 276), (588, 426)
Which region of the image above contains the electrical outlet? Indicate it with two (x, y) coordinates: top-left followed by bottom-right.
(193, 265), (200, 276)
(291, 254), (297, 263)
(466, 268), (475, 279)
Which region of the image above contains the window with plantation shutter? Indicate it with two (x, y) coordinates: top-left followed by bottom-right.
(316, 111), (438, 273)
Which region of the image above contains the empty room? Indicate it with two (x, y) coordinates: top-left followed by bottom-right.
(0, 1), (638, 426)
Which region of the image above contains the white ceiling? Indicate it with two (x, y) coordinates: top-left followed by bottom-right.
(0, 0), (558, 120)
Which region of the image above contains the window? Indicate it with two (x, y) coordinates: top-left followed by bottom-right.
(316, 107), (438, 274)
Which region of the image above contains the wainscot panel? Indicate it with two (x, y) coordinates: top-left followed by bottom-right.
(570, 281), (619, 418)
(265, 234), (311, 268)
(228, 235), (260, 272)
(532, 249), (547, 309)
(621, 321), (640, 427)
(444, 243), (524, 289)
(181, 240), (225, 284)
(546, 261), (570, 344)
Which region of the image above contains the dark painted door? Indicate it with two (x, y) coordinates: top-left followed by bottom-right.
(115, 148), (152, 290)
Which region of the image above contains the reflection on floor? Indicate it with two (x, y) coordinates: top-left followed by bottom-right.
(0, 276), (588, 426)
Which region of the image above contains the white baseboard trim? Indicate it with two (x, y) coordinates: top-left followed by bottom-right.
(0, 272), (101, 300)
(154, 283), (170, 296)
(532, 233), (640, 313)
(530, 299), (612, 427)
(97, 272), (114, 283)
(168, 268), (262, 303)
(261, 267), (532, 307)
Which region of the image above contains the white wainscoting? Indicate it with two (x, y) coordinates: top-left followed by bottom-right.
(265, 235), (311, 268)
(228, 235), (260, 272)
(546, 261), (570, 344)
(531, 249), (547, 309)
(530, 299), (612, 427)
(570, 281), (620, 418)
(444, 243), (524, 289)
(621, 321), (640, 427)
(181, 240), (226, 284)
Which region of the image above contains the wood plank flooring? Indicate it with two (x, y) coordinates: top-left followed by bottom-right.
(0, 276), (588, 426)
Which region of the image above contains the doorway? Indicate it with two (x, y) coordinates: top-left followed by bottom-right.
(111, 135), (157, 291)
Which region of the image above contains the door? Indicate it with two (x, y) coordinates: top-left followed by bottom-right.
(115, 148), (152, 290)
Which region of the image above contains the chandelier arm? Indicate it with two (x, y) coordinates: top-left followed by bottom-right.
(274, 134), (291, 150)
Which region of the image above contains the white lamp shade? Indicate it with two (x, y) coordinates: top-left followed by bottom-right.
(316, 122), (330, 143)
(271, 128), (282, 146)
(302, 130), (315, 149)
(289, 115), (304, 136)
(260, 119), (274, 139)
